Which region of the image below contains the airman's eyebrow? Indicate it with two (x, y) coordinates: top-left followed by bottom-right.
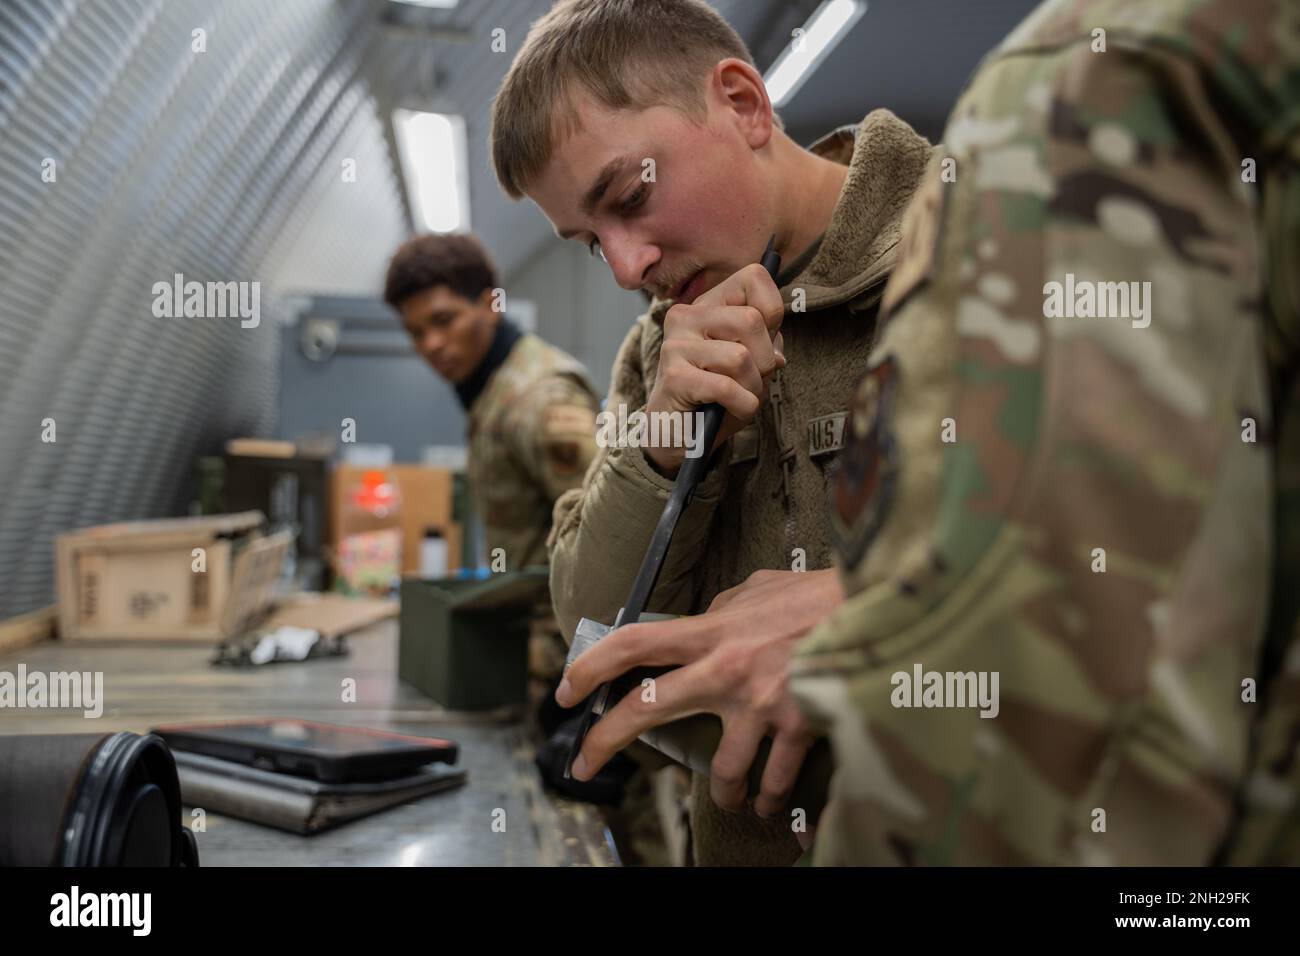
(583, 156), (631, 214)
(555, 155), (633, 240)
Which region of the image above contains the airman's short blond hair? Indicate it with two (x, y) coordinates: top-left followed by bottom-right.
(490, 0), (771, 199)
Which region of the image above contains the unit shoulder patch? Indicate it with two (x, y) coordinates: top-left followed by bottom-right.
(829, 354), (900, 571)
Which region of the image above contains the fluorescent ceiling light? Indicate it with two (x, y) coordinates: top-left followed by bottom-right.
(389, 0), (459, 9)
(393, 109), (469, 233)
(764, 0), (867, 108)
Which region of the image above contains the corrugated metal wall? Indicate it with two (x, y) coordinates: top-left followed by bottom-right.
(0, 0), (407, 619)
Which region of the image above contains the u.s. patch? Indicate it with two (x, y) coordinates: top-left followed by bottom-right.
(807, 411), (847, 458)
(829, 354), (900, 571)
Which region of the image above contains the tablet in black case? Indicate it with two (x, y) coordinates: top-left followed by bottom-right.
(153, 719), (458, 782)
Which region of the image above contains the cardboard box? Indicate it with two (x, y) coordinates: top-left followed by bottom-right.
(331, 465), (459, 575)
(398, 571), (549, 710)
(55, 512), (290, 642)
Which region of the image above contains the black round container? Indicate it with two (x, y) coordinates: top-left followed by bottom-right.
(0, 732), (199, 867)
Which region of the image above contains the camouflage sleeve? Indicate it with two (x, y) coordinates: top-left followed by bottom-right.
(509, 374), (599, 505)
(548, 315), (728, 644)
(788, 0), (1299, 865)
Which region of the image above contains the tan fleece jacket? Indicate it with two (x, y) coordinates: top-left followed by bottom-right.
(549, 109), (934, 866)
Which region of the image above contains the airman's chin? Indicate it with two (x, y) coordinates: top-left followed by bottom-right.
(429, 359), (458, 382)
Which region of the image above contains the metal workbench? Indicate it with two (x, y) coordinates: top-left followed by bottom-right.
(0, 621), (618, 866)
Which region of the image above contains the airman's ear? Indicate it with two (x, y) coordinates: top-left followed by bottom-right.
(711, 57), (773, 150)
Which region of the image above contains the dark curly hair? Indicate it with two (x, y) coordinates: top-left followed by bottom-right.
(382, 233), (498, 309)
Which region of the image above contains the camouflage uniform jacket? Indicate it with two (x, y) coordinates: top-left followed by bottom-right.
(549, 110), (935, 865)
(791, 0), (1300, 865)
(467, 332), (599, 571)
